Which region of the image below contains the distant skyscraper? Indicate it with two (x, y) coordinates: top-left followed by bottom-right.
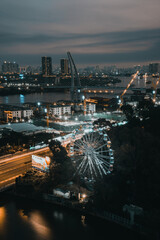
(20, 66), (27, 73)
(60, 59), (69, 74)
(149, 63), (160, 74)
(2, 61), (19, 73)
(42, 57), (52, 76)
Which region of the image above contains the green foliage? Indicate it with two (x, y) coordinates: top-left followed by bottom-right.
(93, 118), (112, 128)
(49, 140), (68, 164)
(121, 104), (134, 121)
(93, 107), (160, 230)
(49, 140), (74, 187)
(15, 170), (50, 195)
(0, 131), (53, 155)
(136, 98), (154, 120)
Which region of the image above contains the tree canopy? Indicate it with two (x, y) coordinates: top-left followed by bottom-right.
(49, 140), (74, 187)
(93, 105), (160, 229)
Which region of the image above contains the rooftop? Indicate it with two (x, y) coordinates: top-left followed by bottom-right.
(0, 123), (47, 133)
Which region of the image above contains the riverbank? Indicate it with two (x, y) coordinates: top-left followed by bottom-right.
(4, 190), (152, 239)
(0, 191), (149, 240)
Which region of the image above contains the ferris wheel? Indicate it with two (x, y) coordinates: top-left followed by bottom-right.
(69, 128), (114, 180)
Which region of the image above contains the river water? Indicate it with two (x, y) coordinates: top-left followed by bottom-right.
(0, 92), (71, 106)
(0, 76), (156, 106)
(0, 195), (147, 240)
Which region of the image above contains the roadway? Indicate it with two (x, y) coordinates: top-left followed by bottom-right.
(0, 147), (50, 191)
(45, 85), (148, 91)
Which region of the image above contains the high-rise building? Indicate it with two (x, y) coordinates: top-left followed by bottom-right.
(20, 66), (27, 73)
(2, 61), (19, 73)
(60, 59), (69, 74)
(149, 63), (160, 74)
(42, 57), (52, 76)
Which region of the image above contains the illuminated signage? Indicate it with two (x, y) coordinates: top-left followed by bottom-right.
(32, 155), (50, 172)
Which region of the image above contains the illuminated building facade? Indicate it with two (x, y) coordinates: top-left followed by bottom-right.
(42, 56), (52, 76)
(149, 63), (160, 74)
(2, 61), (19, 74)
(49, 105), (71, 116)
(60, 59), (69, 74)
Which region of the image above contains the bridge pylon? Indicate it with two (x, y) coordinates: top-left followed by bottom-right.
(67, 52), (81, 102)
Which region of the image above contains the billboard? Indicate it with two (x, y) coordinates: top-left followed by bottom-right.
(32, 155), (50, 172)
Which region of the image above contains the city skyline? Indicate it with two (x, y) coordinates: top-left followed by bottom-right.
(0, 0), (160, 66)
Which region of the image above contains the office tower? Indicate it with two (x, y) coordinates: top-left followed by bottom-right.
(42, 57), (52, 76)
(149, 63), (160, 74)
(60, 59), (69, 74)
(2, 61), (19, 73)
(20, 66), (27, 73)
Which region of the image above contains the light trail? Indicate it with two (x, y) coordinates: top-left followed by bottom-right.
(0, 147), (50, 191)
(0, 147), (49, 164)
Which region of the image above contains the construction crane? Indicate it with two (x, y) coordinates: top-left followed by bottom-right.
(152, 77), (160, 103)
(83, 90), (87, 115)
(119, 71), (139, 108)
(67, 52), (81, 102)
(46, 104), (50, 127)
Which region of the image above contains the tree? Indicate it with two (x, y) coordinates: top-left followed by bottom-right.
(136, 98), (154, 120)
(93, 118), (112, 128)
(121, 104), (134, 121)
(93, 117), (160, 215)
(49, 140), (74, 187)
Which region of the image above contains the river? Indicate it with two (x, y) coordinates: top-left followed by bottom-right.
(0, 92), (71, 106)
(0, 76), (156, 106)
(0, 194), (148, 240)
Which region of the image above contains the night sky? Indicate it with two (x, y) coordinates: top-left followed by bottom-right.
(0, 0), (160, 66)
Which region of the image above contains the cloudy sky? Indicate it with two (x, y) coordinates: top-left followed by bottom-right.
(0, 0), (160, 66)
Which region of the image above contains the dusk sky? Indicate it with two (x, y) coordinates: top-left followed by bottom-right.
(0, 0), (160, 66)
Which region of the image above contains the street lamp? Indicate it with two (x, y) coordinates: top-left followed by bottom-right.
(82, 95), (85, 100)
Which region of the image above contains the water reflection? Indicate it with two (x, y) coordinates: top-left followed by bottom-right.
(0, 199), (147, 240)
(53, 211), (63, 221)
(20, 94), (25, 104)
(81, 215), (87, 227)
(0, 206), (6, 231)
(19, 209), (52, 240)
(4, 96), (9, 104)
(29, 211), (52, 240)
(18, 209), (28, 221)
(0, 92), (70, 106)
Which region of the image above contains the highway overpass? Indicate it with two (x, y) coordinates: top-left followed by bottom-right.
(0, 147), (50, 192)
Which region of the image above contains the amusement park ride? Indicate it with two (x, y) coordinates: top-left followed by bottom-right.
(69, 127), (114, 180)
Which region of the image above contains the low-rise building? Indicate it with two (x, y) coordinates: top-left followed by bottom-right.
(49, 105), (71, 116)
(0, 104), (33, 121)
(4, 110), (22, 121)
(74, 103), (96, 114)
(23, 109), (33, 119)
(86, 103), (96, 113)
